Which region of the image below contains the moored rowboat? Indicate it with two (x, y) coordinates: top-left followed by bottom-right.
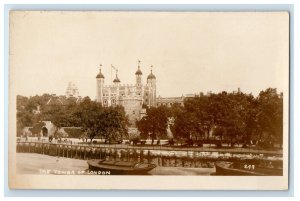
(214, 161), (283, 176)
(87, 159), (156, 175)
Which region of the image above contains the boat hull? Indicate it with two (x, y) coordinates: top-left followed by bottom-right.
(87, 160), (157, 175)
(214, 161), (283, 176)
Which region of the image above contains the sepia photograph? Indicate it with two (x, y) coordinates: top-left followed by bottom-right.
(8, 11), (289, 190)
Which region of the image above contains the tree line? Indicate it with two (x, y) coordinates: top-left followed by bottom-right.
(136, 88), (283, 148)
(17, 88), (283, 148)
(17, 95), (129, 143)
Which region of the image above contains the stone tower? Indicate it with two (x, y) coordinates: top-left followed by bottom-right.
(96, 64), (105, 104)
(146, 66), (156, 107)
(135, 60), (143, 96)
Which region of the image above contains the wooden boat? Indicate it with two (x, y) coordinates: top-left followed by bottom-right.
(87, 159), (157, 175)
(214, 161), (283, 176)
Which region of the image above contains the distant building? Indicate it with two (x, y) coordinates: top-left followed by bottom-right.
(45, 94), (82, 107)
(65, 82), (80, 98)
(156, 95), (185, 107)
(156, 93), (203, 108)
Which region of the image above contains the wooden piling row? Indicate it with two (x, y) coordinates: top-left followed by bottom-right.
(16, 142), (219, 168)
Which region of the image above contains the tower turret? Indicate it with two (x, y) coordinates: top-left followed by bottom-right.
(113, 70), (121, 85)
(146, 65), (157, 107)
(147, 70), (156, 80)
(96, 64), (105, 104)
(135, 60), (143, 87)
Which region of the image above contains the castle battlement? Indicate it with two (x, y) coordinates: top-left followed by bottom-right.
(103, 83), (139, 88)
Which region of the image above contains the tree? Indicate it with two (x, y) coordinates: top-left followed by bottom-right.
(16, 110), (33, 136)
(173, 111), (203, 141)
(98, 106), (129, 143)
(72, 97), (129, 143)
(172, 91), (260, 147)
(136, 106), (169, 144)
(136, 116), (151, 139)
(209, 92), (251, 147)
(17, 95), (33, 136)
(71, 97), (102, 142)
(186, 96), (215, 139)
(256, 88), (283, 148)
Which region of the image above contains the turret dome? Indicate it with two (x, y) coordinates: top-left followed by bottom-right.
(147, 70), (156, 80)
(113, 74), (121, 83)
(135, 66), (142, 75)
(96, 68), (104, 79)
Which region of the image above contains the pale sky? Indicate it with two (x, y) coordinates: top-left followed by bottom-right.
(10, 11), (289, 99)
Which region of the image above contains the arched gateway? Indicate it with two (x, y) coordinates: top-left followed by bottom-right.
(42, 127), (48, 137)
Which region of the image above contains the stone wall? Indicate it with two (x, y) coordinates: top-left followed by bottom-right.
(120, 98), (143, 126)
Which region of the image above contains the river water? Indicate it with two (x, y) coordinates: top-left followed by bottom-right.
(16, 153), (215, 175)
